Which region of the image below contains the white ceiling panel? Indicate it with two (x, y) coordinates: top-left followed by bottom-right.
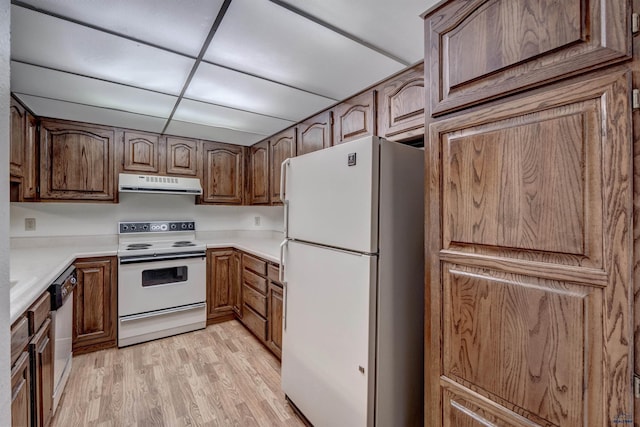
(11, 62), (178, 118)
(203, 0), (405, 100)
(173, 99), (294, 136)
(186, 62), (335, 122)
(11, 5), (195, 95)
(279, 0), (434, 64)
(17, 0), (223, 57)
(16, 94), (167, 133)
(165, 120), (266, 146)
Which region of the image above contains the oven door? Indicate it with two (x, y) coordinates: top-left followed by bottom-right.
(118, 253), (206, 316)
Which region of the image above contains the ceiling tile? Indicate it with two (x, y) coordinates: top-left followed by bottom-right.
(16, 94), (167, 133)
(165, 120), (266, 146)
(11, 62), (178, 118)
(173, 99), (295, 136)
(185, 62), (335, 122)
(279, 0), (435, 64)
(203, 0), (405, 100)
(17, 0), (223, 57)
(11, 5), (195, 95)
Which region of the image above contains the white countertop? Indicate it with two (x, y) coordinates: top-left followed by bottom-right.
(10, 230), (283, 324)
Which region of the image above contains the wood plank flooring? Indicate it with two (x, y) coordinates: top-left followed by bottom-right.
(51, 320), (305, 427)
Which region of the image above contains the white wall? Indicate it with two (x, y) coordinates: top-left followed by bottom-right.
(0, 0), (11, 424)
(10, 194), (284, 237)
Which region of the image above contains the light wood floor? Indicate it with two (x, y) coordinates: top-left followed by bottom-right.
(51, 320), (305, 427)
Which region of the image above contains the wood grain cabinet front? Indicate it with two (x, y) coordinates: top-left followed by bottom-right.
(73, 257), (118, 354)
(425, 0), (631, 116)
(297, 111), (332, 156)
(267, 282), (283, 359)
(165, 136), (199, 177)
(332, 90), (376, 146)
(39, 120), (115, 201)
(11, 352), (31, 427)
(269, 128), (296, 205)
(121, 131), (161, 174)
(249, 140), (270, 205)
(10, 97), (26, 179)
(201, 142), (244, 204)
(206, 248), (238, 324)
(29, 318), (53, 427)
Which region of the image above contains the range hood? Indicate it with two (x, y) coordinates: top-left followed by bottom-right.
(118, 173), (203, 195)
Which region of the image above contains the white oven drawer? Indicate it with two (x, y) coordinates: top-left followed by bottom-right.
(118, 302), (206, 347)
(118, 255), (206, 316)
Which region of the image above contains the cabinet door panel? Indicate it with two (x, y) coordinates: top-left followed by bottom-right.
(426, 0), (630, 115)
(30, 318), (53, 427)
(10, 98), (26, 178)
(40, 120), (114, 201)
(122, 131), (160, 174)
(11, 352), (30, 427)
(377, 64), (424, 141)
(267, 282), (283, 359)
(231, 251), (242, 317)
(333, 91), (376, 145)
(297, 111), (332, 156)
(269, 128), (296, 204)
(250, 141), (270, 204)
(22, 113), (38, 199)
(426, 71), (632, 426)
(166, 136), (198, 176)
(202, 142), (244, 204)
(207, 249), (235, 322)
(73, 257), (117, 353)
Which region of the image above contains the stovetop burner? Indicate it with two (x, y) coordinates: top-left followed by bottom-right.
(127, 243), (152, 250)
(173, 241), (196, 247)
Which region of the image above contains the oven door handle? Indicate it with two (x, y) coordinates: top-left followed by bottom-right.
(120, 302), (206, 323)
(119, 251), (206, 265)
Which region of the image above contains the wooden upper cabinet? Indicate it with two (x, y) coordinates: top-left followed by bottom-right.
(249, 140), (270, 205)
(426, 70), (633, 426)
(333, 90), (376, 146)
(166, 136), (199, 177)
(269, 128), (296, 204)
(22, 113), (39, 200)
(297, 110), (332, 156)
(40, 120), (115, 201)
(425, 0), (631, 115)
(201, 141), (244, 204)
(121, 131), (160, 174)
(10, 97), (26, 178)
(377, 64), (424, 141)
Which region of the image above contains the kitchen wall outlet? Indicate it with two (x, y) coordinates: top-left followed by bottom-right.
(25, 218), (36, 231)
(254, 216), (261, 226)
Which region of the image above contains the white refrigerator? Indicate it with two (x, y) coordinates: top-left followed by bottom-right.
(279, 136), (424, 426)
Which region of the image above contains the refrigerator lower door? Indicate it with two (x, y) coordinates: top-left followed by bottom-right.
(281, 240), (377, 427)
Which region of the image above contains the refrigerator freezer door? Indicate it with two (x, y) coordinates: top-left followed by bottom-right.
(284, 136), (380, 254)
(281, 240), (377, 427)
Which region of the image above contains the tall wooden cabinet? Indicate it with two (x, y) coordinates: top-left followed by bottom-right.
(201, 142), (244, 204)
(40, 120), (115, 201)
(73, 257), (118, 354)
(269, 128), (296, 205)
(423, 1), (634, 426)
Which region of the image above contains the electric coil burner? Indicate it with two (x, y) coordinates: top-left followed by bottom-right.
(117, 220), (206, 347)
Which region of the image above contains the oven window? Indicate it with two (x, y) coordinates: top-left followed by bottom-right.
(141, 266), (188, 287)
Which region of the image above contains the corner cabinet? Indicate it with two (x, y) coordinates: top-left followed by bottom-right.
(40, 120), (115, 202)
(73, 257), (118, 354)
(201, 142), (244, 204)
(269, 128), (296, 205)
(249, 140), (270, 205)
(206, 248), (241, 323)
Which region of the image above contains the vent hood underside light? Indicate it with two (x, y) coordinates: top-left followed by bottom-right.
(118, 173), (203, 195)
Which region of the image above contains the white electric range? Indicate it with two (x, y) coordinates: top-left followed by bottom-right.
(117, 220), (207, 347)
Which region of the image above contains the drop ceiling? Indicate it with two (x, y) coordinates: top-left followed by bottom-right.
(10, 0), (433, 146)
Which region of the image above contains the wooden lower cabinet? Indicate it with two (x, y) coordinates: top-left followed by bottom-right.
(231, 251), (242, 318)
(267, 282), (283, 358)
(73, 257), (118, 354)
(11, 352), (31, 427)
(206, 248), (239, 323)
(30, 318), (53, 427)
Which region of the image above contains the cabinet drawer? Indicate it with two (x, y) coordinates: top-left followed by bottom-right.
(243, 284), (267, 317)
(243, 253), (267, 275)
(11, 316), (29, 367)
(28, 292), (51, 335)
(242, 304), (267, 341)
(268, 263), (281, 284)
(243, 269), (267, 294)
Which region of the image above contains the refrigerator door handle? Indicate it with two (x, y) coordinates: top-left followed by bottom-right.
(279, 239), (288, 331)
(279, 239), (287, 283)
(283, 280), (287, 331)
(283, 200), (289, 238)
(280, 158), (290, 203)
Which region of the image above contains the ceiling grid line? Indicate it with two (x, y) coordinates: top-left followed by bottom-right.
(161, 0), (233, 135)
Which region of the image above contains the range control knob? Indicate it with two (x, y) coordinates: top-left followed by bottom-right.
(181, 223), (187, 229)
(122, 225), (128, 231)
(188, 223), (194, 229)
(170, 224), (177, 230)
(143, 225), (148, 230)
(131, 225), (136, 230)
